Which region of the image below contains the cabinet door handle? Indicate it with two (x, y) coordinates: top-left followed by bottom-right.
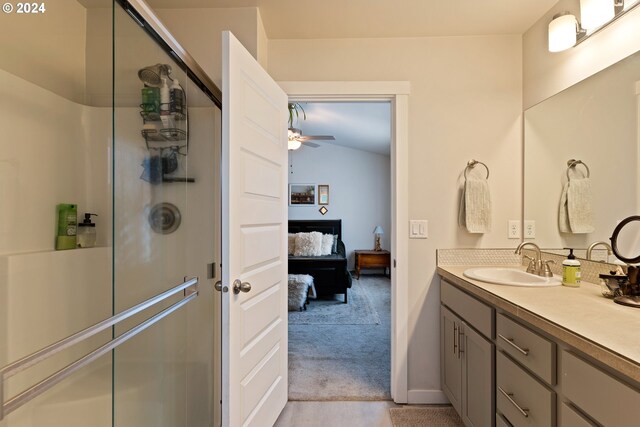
(498, 386), (529, 418)
(453, 323), (458, 356)
(458, 327), (464, 358)
(498, 334), (530, 356)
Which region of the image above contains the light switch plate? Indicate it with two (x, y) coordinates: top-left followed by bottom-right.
(410, 220), (428, 239)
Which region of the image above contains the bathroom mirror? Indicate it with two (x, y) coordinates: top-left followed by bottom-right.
(524, 48), (640, 260)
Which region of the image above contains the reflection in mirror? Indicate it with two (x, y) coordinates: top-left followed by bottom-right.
(524, 48), (640, 260)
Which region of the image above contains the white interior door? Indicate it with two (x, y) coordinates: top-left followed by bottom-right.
(221, 31), (289, 427)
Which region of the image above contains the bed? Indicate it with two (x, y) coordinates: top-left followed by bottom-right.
(288, 219), (353, 303)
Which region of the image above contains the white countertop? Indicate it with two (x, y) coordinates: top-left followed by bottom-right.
(437, 265), (640, 383)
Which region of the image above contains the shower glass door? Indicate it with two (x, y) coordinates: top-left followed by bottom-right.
(0, 1), (220, 426)
(112, 3), (220, 427)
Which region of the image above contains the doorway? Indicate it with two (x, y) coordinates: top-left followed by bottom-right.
(281, 82), (411, 403)
(286, 100), (393, 400)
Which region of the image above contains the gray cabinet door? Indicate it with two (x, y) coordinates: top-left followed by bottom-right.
(441, 306), (462, 414)
(462, 323), (494, 427)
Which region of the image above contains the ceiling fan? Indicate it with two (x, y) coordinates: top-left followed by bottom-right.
(288, 127), (335, 150)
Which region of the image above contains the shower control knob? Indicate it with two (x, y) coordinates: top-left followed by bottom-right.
(233, 279), (252, 294)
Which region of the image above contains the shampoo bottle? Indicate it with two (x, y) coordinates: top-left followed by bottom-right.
(170, 79), (184, 116)
(160, 78), (170, 116)
(77, 213), (98, 248)
(562, 248), (581, 287)
(55, 203), (77, 250)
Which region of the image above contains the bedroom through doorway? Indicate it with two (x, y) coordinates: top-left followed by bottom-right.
(286, 101), (393, 401)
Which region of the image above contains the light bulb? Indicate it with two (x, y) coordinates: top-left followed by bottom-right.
(288, 139), (302, 150)
(548, 13), (578, 52)
(580, 0), (615, 30)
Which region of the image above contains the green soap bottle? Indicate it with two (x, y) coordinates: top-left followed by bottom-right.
(55, 203), (77, 250)
(562, 248), (581, 287)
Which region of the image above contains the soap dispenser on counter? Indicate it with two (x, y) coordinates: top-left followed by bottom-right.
(77, 213), (98, 248)
(562, 248), (581, 287)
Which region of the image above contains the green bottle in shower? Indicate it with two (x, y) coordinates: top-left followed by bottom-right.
(55, 203), (77, 250)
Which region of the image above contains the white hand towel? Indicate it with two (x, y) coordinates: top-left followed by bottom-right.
(463, 177), (491, 233)
(567, 178), (594, 233)
(558, 182), (571, 233)
(458, 184), (467, 228)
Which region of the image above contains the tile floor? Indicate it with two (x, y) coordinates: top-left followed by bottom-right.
(274, 401), (399, 427)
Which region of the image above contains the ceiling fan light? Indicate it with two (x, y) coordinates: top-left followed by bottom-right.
(580, 0), (615, 29)
(288, 139), (302, 150)
(548, 13), (578, 52)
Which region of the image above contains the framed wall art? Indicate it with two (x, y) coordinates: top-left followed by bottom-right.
(317, 184), (329, 205)
(289, 184), (316, 205)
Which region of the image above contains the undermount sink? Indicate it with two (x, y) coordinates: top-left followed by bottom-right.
(463, 267), (561, 287)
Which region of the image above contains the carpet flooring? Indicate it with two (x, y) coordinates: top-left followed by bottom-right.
(389, 406), (464, 427)
(288, 277), (381, 325)
(288, 275), (391, 401)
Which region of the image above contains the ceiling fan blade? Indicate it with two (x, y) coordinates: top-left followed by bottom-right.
(302, 141), (321, 148)
(299, 135), (336, 141)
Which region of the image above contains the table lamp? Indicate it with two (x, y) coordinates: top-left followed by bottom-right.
(373, 225), (384, 251)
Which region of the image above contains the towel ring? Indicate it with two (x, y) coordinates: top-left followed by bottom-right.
(566, 159), (590, 179)
(464, 159), (490, 180)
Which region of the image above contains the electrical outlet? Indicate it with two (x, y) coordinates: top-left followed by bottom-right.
(524, 220), (536, 239)
(508, 220), (521, 239)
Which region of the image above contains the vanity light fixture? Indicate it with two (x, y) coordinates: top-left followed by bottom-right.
(548, 0), (640, 52)
(548, 13), (584, 52)
(580, 0), (615, 29)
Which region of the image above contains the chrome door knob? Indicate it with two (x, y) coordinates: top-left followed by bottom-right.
(233, 279), (251, 294)
(214, 281), (228, 293)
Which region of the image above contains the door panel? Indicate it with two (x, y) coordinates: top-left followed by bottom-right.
(441, 306), (462, 414)
(222, 31), (288, 427)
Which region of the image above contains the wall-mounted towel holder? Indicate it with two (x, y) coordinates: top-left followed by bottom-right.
(464, 159), (490, 179)
(566, 159), (590, 179)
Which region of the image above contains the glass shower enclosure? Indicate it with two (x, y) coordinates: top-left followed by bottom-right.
(0, 1), (221, 426)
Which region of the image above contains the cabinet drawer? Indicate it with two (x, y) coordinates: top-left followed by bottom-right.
(497, 352), (554, 427)
(496, 313), (555, 385)
(496, 412), (513, 427)
(562, 351), (640, 427)
(441, 280), (493, 338)
(560, 403), (595, 427)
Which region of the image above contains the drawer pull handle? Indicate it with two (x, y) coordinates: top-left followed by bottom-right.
(453, 323), (458, 356)
(498, 334), (530, 356)
(498, 386), (529, 418)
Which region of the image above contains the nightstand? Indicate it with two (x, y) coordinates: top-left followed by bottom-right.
(354, 250), (391, 279)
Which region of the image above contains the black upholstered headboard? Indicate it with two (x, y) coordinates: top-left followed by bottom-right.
(288, 219), (342, 241)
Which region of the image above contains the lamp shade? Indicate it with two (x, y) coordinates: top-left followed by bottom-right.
(580, 0), (615, 30)
(548, 13), (578, 52)
(373, 226), (384, 235)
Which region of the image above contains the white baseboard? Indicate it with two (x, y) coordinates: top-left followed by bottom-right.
(407, 389), (450, 404)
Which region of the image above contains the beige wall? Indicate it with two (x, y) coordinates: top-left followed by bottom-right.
(523, 0), (640, 109)
(268, 36), (523, 400)
(156, 7), (263, 87)
(0, 0), (88, 103)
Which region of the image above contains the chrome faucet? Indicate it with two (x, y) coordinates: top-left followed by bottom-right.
(586, 241), (613, 262)
(515, 242), (541, 274)
(514, 242), (554, 277)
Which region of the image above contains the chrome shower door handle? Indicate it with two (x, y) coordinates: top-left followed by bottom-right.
(233, 279), (251, 294)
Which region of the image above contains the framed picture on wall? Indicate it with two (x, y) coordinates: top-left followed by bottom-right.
(318, 185), (329, 205)
(289, 184), (316, 205)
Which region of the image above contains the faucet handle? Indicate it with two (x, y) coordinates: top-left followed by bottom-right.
(541, 259), (556, 277)
(523, 255), (537, 274)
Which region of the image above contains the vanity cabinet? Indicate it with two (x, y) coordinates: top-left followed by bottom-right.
(439, 269), (640, 427)
(441, 281), (494, 427)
